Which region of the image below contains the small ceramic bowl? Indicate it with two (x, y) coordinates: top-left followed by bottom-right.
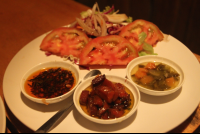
(126, 55), (184, 96)
(73, 74), (140, 124)
(21, 61), (80, 105)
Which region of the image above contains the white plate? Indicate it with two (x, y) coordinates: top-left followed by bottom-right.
(0, 97), (6, 133)
(3, 32), (200, 132)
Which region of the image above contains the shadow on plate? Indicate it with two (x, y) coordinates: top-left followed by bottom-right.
(20, 93), (73, 112)
(72, 108), (138, 132)
(21, 92), (138, 132)
(140, 87), (182, 104)
(79, 65), (127, 70)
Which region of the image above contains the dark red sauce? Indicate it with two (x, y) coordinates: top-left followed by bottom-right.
(25, 67), (76, 99)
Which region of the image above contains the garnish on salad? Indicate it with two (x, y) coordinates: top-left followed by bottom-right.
(76, 2), (132, 37)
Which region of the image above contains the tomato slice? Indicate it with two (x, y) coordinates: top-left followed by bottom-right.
(79, 35), (139, 65)
(119, 19), (164, 51)
(40, 27), (89, 58)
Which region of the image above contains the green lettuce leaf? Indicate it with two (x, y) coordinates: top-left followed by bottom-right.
(143, 42), (154, 53)
(138, 32), (147, 45)
(138, 42), (158, 56)
(137, 32), (157, 56)
(80, 9), (92, 19)
(126, 16), (133, 23)
(102, 6), (115, 14)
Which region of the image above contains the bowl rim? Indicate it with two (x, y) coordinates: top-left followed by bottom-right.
(20, 60), (80, 104)
(73, 74), (141, 124)
(126, 55), (185, 96)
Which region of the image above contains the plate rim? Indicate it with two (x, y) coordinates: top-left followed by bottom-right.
(0, 97), (6, 133)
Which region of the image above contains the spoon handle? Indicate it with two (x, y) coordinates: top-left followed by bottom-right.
(34, 70), (101, 133)
(35, 99), (74, 133)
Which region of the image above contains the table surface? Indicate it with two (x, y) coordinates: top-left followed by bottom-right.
(0, 0), (200, 133)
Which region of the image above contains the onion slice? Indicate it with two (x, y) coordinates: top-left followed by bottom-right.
(76, 18), (99, 36)
(96, 14), (107, 36)
(105, 14), (128, 23)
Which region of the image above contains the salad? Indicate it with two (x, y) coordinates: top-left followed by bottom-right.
(75, 3), (163, 56)
(76, 2), (132, 37)
(39, 2), (164, 67)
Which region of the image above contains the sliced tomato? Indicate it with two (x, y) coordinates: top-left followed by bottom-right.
(119, 19), (164, 51)
(79, 35), (139, 66)
(40, 27), (89, 58)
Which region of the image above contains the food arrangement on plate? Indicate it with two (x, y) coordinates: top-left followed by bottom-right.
(10, 2), (199, 133)
(22, 2), (183, 105)
(39, 3), (164, 67)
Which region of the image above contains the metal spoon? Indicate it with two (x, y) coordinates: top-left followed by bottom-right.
(35, 69), (101, 133)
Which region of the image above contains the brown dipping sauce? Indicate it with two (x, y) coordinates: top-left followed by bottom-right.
(24, 67), (76, 98)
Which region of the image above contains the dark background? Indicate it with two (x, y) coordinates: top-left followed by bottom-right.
(75, 0), (200, 55)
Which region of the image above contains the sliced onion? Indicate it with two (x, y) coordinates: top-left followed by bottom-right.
(96, 2), (100, 13)
(112, 10), (119, 15)
(98, 14), (107, 36)
(68, 21), (77, 28)
(107, 24), (124, 35)
(105, 14), (128, 23)
(92, 14), (98, 32)
(101, 14), (109, 22)
(76, 18), (99, 36)
(85, 18), (93, 28)
(96, 14), (107, 36)
(92, 2), (97, 13)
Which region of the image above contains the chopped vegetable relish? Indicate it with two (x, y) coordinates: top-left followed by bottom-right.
(131, 62), (180, 91)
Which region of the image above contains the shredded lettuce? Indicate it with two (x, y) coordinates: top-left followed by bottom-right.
(80, 9), (92, 19)
(139, 43), (158, 56)
(143, 42), (154, 53)
(126, 16), (133, 23)
(138, 32), (147, 45)
(139, 51), (158, 56)
(80, 11), (87, 18)
(138, 51), (148, 56)
(138, 32), (157, 56)
(103, 6), (115, 14)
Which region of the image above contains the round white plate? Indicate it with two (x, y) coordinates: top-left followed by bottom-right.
(0, 97), (6, 133)
(3, 32), (200, 132)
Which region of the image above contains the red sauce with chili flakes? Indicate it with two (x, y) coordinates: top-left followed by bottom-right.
(24, 67), (76, 99)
